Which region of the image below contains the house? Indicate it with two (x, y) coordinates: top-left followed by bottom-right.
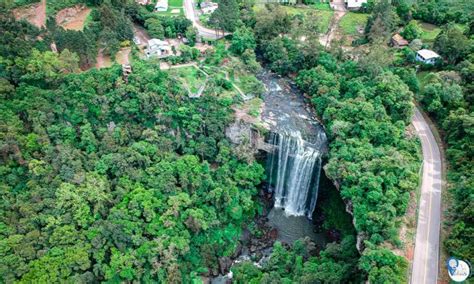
(146, 39), (172, 58)
(416, 49), (441, 64)
(155, 0), (168, 12)
(136, 0), (150, 4)
(345, 0), (367, 9)
(391, 34), (409, 48)
(201, 1), (218, 14)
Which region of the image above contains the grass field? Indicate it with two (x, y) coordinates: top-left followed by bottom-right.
(339, 12), (369, 35)
(168, 0), (183, 6)
(157, 8), (184, 16)
(311, 2), (332, 11)
(418, 21), (466, 43)
(417, 21), (441, 42)
(169, 66), (207, 94)
(279, 5), (334, 33)
(155, 0), (184, 16)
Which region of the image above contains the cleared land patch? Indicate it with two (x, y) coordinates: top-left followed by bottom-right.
(168, 66), (208, 95)
(12, 0), (46, 28)
(254, 4), (334, 33)
(55, 5), (91, 31)
(339, 12), (369, 35)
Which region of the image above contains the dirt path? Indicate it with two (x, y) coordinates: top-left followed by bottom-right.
(133, 24), (151, 47)
(319, 0), (346, 47)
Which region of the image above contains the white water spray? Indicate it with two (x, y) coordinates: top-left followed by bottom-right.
(267, 131), (325, 219)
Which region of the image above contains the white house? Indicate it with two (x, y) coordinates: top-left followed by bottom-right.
(345, 0), (367, 9)
(155, 0), (168, 12)
(146, 39), (172, 58)
(201, 1), (218, 14)
(136, 0), (150, 5)
(416, 49), (441, 64)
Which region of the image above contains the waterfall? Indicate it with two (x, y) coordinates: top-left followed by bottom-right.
(266, 130), (326, 219)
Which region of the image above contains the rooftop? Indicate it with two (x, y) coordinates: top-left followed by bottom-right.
(392, 34), (409, 45)
(148, 38), (169, 46)
(417, 49), (441, 60)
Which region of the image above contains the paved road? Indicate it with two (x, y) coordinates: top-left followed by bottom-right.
(411, 108), (443, 284)
(183, 0), (227, 39)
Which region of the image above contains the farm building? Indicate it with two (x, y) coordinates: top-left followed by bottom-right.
(155, 0), (168, 12)
(416, 49), (441, 64)
(345, 0), (367, 9)
(391, 34), (409, 48)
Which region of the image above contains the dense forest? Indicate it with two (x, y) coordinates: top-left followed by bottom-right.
(1, 0), (473, 282)
(0, 41), (266, 284)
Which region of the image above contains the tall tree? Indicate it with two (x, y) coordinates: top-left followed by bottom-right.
(210, 0), (240, 32)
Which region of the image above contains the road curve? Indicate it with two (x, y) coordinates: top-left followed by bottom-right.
(183, 0), (227, 39)
(411, 108), (443, 284)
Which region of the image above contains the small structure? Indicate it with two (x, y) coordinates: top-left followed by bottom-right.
(201, 1), (218, 14)
(416, 49), (441, 64)
(146, 39), (172, 58)
(136, 0), (150, 4)
(155, 0), (168, 12)
(122, 64), (132, 83)
(345, 0), (367, 9)
(391, 34), (409, 48)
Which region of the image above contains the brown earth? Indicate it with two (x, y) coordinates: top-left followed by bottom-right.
(13, 0), (46, 28)
(55, 5), (91, 31)
(115, 48), (131, 65)
(95, 48), (112, 69)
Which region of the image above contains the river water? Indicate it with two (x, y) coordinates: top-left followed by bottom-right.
(259, 70), (328, 242)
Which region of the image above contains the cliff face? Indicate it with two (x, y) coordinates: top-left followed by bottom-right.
(323, 168), (366, 254)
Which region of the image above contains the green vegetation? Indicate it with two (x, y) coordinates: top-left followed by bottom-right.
(233, 236), (361, 283)
(2, 0), (473, 282)
(9, 0), (40, 8)
(311, 2), (332, 11)
(339, 12), (369, 35)
(158, 8), (184, 16)
(210, 0), (240, 32)
(246, 97), (263, 117)
(144, 15), (192, 38)
(412, 0), (473, 25)
(169, 66), (208, 94)
(46, 0), (83, 16)
(169, 0), (184, 7)
(416, 24), (473, 263)
(245, 3), (423, 282)
(417, 21), (441, 41)
(0, 44), (265, 282)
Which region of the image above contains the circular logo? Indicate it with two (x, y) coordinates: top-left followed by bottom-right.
(447, 257), (471, 282)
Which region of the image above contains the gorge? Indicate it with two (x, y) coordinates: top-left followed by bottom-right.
(259, 71), (328, 220)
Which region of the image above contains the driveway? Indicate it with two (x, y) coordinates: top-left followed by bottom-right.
(319, 0), (346, 47)
(411, 108), (443, 284)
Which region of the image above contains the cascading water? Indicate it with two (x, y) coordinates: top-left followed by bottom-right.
(258, 69), (328, 220)
(266, 130), (326, 219)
